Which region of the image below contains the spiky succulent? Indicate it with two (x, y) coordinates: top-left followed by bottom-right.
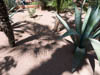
(56, 3), (100, 72)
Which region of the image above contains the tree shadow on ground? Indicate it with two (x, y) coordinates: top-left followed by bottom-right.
(26, 43), (74, 75)
(72, 48), (98, 74)
(25, 43), (99, 75)
(12, 21), (59, 43)
(6, 21), (61, 55)
(0, 56), (17, 75)
(86, 54), (96, 72)
(0, 20), (99, 75)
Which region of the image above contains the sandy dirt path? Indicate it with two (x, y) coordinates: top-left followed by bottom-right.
(0, 9), (100, 75)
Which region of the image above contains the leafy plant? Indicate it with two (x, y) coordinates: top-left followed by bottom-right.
(29, 1), (39, 5)
(39, 0), (49, 9)
(4, 0), (16, 10)
(56, 1), (100, 72)
(87, 0), (100, 6)
(47, 0), (73, 12)
(3, 0), (18, 23)
(52, 0), (73, 32)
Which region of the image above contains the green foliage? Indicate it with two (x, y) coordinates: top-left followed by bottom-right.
(83, 0), (100, 10)
(47, 0), (73, 12)
(72, 47), (85, 72)
(47, 0), (57, 8)
(39, 0), (49, 9)
(90, 39), (100, 63)
(87, 0), (100, 6)
(29, 1), (40, 5)
(56, 2), (100, 72)
(3, 0), (17, 21)
(4, 0), (16, 10)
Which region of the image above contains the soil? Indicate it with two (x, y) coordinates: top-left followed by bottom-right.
(0, 9), (100, 75)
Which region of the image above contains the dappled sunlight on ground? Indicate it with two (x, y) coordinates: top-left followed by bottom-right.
(0, 9), (100, 75)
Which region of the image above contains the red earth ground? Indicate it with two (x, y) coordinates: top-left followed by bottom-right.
(0, 9), (100, 75)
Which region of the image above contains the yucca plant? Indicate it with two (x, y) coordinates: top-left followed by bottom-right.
(56, 0), (100, 72)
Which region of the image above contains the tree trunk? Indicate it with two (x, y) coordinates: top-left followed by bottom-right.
(0, 0), (15, 47)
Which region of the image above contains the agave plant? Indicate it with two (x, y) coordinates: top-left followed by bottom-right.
(56, 3), (100, 72)
(51, 0), (73, 31)
(27, 2), (38, 18)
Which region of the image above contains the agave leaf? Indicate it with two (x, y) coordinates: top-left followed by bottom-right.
(75, 6), (81, 34)
(8, 6), (16, 12)
(82, 0), (87, 7)
(85, 7), (100, 38)
(91, 7), (99, 20)
(87, 16), (100, 37)
(81, 0), (87, 11)
(60, 29), (79, 39)
(56, 13), (70, 31)
(81, 7), (92, 34)
(89, 38), (100, 64)
(92, 29), (100, 38)
(72, 47), (86, 72)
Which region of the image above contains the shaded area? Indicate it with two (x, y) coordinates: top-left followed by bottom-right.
(12, 21), (59, 44)
(16, 35), (38, 46)
(9, 40), (60, 56)
(0, 56), (17, 75)
(87, 54), (96, 72)
(74, 51), (98, 74)
(0, 8), (100, 75)
(0, 14), (99, 75)
(27, 43), (74, 75)
(0, 46), (10, 51)
(5, 21), (61, 55)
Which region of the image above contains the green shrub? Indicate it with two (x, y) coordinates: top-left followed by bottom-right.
(4, 0), (16, 10)
(47, 0), (73, 12)
(29, 1), (39, 5)
(56, 1), (100, 72)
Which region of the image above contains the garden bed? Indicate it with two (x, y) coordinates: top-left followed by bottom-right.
(0, 8), (100, 75)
